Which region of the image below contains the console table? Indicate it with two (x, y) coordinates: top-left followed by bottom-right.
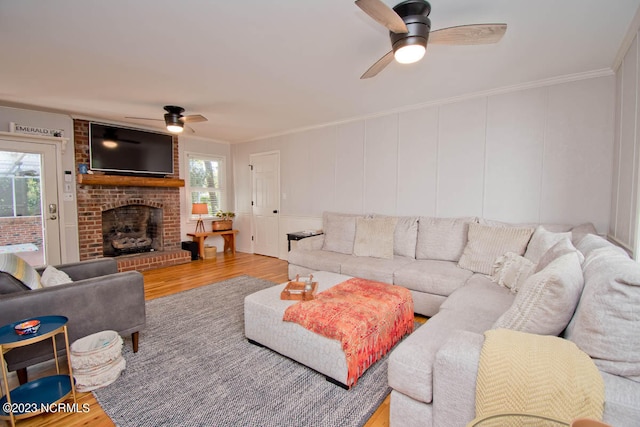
(287, 231), (323, 251)
(187, 230), (238, 259)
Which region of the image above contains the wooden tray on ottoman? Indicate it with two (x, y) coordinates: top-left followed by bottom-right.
(281, 281), (318, 301)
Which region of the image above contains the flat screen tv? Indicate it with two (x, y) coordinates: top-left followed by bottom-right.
(89, 122), (174, 176)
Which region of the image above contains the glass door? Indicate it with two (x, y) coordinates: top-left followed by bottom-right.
(0, 140), (61, 267)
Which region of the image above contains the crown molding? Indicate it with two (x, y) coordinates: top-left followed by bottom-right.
(612, 3), (640, 71)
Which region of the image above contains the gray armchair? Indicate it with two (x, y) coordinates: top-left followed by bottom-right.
(0, 258), (145, 384)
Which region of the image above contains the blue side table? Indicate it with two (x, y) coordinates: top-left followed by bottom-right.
(0, 315), (77, 426)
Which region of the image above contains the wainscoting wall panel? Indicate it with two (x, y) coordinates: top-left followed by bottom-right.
(610, 32), (640, 254)
(232, 74), (616, 260)
(334, 121), (365, 214)
(483, 87), (547, 223)
(365, 114), (399, 216)
(436, 97), (487, 218)
(397, 106), (439, 216)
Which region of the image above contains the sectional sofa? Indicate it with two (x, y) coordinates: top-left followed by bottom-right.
(287, 212), (640, 426)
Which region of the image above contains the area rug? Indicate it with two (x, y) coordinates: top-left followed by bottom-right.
(93, 275), (394, 427)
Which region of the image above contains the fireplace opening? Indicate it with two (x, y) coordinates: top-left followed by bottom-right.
(102, 205), (162, 257)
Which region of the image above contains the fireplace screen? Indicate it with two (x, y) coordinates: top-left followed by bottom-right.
(102, 205), (162, 256)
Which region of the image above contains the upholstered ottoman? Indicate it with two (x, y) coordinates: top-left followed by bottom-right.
(244, 271), (356, 386)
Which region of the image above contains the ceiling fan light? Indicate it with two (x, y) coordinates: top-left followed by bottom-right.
(394, 43), (426, 64)
(166, 124), (184, 134)
(164, 113), (184, 134)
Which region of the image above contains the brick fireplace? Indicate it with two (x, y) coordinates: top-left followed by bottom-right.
(74, 120), (191, 272)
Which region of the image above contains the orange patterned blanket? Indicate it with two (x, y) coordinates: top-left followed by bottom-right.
(283, 277), (414, 387)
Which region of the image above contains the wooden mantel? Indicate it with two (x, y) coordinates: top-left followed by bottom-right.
(77, 174), (185, 188)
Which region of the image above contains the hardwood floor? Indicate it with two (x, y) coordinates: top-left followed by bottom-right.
(5, 252), (412, 426)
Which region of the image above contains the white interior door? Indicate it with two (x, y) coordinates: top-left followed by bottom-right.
(0, 139), (61, 266)
(251, 151), (280, 257)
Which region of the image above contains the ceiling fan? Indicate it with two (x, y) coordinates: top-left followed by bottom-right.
(356, 0), (507, 79)
(126, 105), (208, 134)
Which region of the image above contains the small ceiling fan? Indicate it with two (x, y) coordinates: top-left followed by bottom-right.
(126, 105), (208, 134)
(356, 0), (507, 79)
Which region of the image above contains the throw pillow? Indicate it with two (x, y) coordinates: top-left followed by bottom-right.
(373, 215), (418, 258)
(565, 247), (640, 381)
(534, 237), (584, 273)
(491, 252), (535, 293)
(457, 223), (534, 275)
(416, 216), (476, 261)
(493, 251), (584, 336)
(392, 216), (418, 258)
(0, 253), (42, 290)
(322, 213), (360, 255)
(40, 265), (73, 287)
(353, 217), (397, 259)
(524, 226), (571, 264)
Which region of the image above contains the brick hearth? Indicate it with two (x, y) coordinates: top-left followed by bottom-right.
(74, 120), (191, 272)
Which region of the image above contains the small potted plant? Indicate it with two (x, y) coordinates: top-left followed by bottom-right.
(212, 210), (235, 231)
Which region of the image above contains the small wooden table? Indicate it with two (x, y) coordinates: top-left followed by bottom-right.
(187, 230), (238, 259)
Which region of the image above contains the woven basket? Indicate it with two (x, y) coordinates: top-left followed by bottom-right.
(204, 246), (217, 259)
(212, 220), (232, 231)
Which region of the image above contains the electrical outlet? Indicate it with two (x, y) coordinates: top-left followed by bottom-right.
(63, 193), (74, 202)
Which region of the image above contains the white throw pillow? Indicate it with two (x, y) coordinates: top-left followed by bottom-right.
(0, 253), (42, 289)
(458, 223), (534, 275)
(321, 213), (359, 255)
(353, 217), (397, 259)
(40, 265), (73, 287)
(491, 252), (535, 293)
(534, 237), (584, 273)
(493, 251), (584, 336)
(524, 226), (571, 264)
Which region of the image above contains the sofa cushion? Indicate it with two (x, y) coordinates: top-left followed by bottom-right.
(340, 255), (414, 284)
(353, 216), (397, 259)
(524, 225), (571, 264)
(570, 222), (598, 244)
(574, 233), (629, 259)
(394, 260), (473, 297)
(0, 253), (42, 290)
(480, 219), (572, 233)
(493, 250), (584, 336)
(458, 223), (534, 275)
(565, 247), (640, 381)
(490, 252), (535, 292)
(388, 306), (501, 404)
(0, 272), (30, 294)
(321, 212), (361, 254)
(416, 216), (476, 262)
(287, 249), (351, 274)
(440, 274), (515, 319)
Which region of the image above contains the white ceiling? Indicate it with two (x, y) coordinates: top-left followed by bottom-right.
(1, 0), (639, 143)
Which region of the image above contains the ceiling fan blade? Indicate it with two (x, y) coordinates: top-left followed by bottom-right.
(355, 0), (408, 34)
(125, 116), (163, 122)
(429, 24), (507, 45)
(180, 114), (208, 124)
(360, 50), (395, 79)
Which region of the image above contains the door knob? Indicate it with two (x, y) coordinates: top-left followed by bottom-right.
(273, 210), (278, 214)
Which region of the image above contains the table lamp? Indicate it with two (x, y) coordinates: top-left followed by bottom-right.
(192, 203), (208, 233)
